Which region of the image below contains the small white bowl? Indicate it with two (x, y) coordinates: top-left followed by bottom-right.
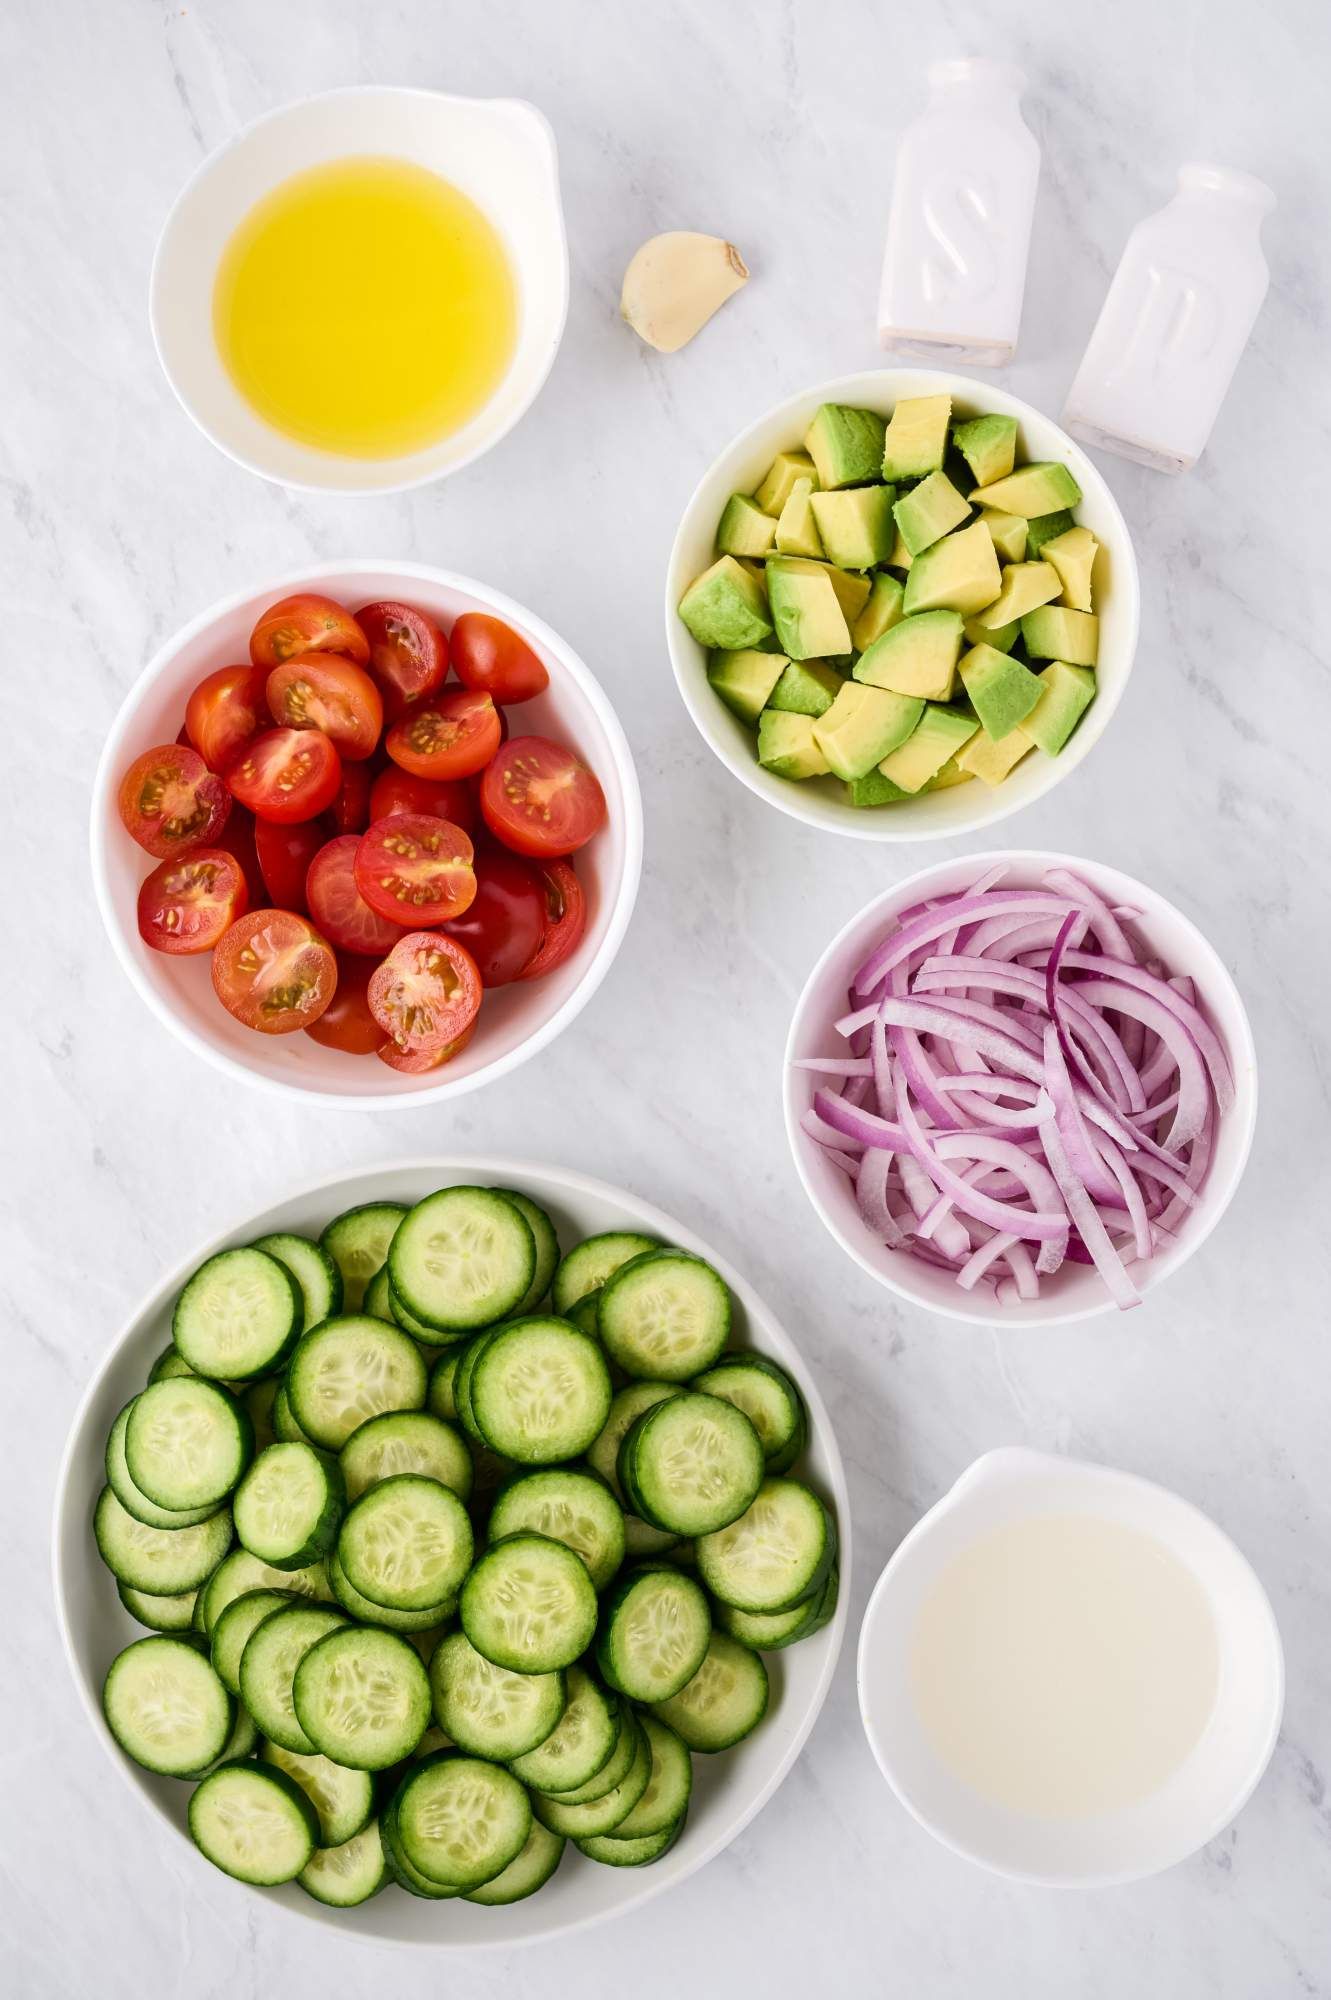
(857, 1447), (1283, 1886)
(52, 1156), (850, 1949)
(150, 87), (568, 493)
(90, 561), (642, 1111)
(666, 369), (1140, 842)
(783, 850), (1257, 1327)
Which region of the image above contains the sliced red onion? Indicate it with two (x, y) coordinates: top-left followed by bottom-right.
(1036, 1094), (1141, 1309)
(1040, 1023), (1123, 1207)
(1060, 951), (1235, 1110)
(793, 1056), (873, 1076)
(856, 1146), (908, 1250)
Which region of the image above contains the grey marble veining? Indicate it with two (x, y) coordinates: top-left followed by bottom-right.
(2, 0), (1330, 1994)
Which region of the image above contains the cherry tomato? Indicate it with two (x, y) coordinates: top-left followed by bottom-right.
(212, 909), (337, 1034)
(136, 849), (249, 956)
(185, 664), (268, 772)
(305, 954), (382, 1055)
(254, 816), (327, 913)
(377, 1022), (475, 1073)
(355, 814), (476, 926)
(227, 727), (342, 825)
(518, 860), (587, 980)
(368, 932), (482, 1058)
(330, 762), (372, 834)
(356, 600), (449, 720)
(215, 807), (266, 908)
(442, 849), (545, 987)
(307, 835), (407, 956)
(250, 593), (370, 669)
(479, 737), (607, 858)
(266, 655), (382, 761)
(118, 743), (230, 859)
(386, 689), (501, 781)
(368, 768), (477, 832)
(451, 613), (550, 704)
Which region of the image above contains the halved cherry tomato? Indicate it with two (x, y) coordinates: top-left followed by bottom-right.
(266, 655), (383, 761)
(212, 909), (337, 1034)
(355, 814), (476, 926)
(479, 737), (607, 858)
(227, 727), (342, 824)
(305, 954), (383, 1054)
(118, 744), (230, 859)
(250, 593), (370, 669)
(330, 761), (372, 834)
(442, 849), (545, 987)
(185, 665), (268, 772)
(386, 689), (501, 781)
(254, 816), (327, 913)
(518, 860), (587, 980)
(307, 835), (407, 956)
(368, 768), (477, 832)
(451, 613), (549, 704)
(356, 600), (449, 720)
(368, 932), (482, 1058)
(216, 806), (266, 908)
(136, 849), (249, 956)
(377, 1021), (476, 1073)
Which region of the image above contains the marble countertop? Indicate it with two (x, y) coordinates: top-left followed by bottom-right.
(4, 0), (1329, 1993)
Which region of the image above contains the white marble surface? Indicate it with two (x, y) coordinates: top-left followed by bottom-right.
(3, 0), (1329, 1993)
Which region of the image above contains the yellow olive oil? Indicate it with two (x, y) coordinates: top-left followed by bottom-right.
(214, 155), (517, 459)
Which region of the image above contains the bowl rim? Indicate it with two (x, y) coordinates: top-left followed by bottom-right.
(89, 559), (644, 1111)
(664, 366), (1141, 843)
(782, 847), (1259, 1328)
(51, 1153), (851, 1950)
(148, 84), (570, 496)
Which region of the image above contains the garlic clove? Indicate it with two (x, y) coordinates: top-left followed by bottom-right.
(620, 231), (749, 353)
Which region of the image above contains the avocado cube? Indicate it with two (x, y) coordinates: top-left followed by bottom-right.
(978, 560), (1062, 626)
(766, 658), (844, 717)
(813, 681), (924, 780)
(956, 724), (1035, 786)
(1041, 526), (1099, 612)
(717, 493), (778, 560)
(881, 395), (951, 480)
(757, 709), (831, 779)
(892, 471), (971, 557)
(979, 508), (1028, 565)
(958, 643), (1043, 741)
(773, 557), (872, 624)
(878, 704), (979, 793)
(1021, 605), (1099, 666)
(775, 478), (825, 559)
(886, 525), (913, 571)
(855, 609), (963, 701)
(952, 414), (1018, 487)
(765, 559), (852, 661)
(804, 404), (888, 490)
(707, 648), (787, 724)
(963, 612), (1020, 654)
(755, 449), (818, 516)
(1022, 661), (1096, 755)
(902, 520), (1002, 618)
(808, 485), (896, 570)
(1026, 509), (1077, 557)
(923, 755), (976, 793)
(852, 571), (906, 651)
(678, 555), (772, 650)
(967, 461), (1083, 518)
(849, 768), (911, 806)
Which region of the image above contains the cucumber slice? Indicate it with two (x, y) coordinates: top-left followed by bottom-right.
(252, 1231), (342, 1333)
(596, 1565), (711, 1702)
(186, 1699), (259, 1779)
(117, 1581), (200, 1631)
(565, 1294), (601, 1337)
(362, 1265), (394, 1322)
(239, 1602), (347, 1754)
(326, 1550), (456, 1634)
(716, 1563), (839, 1651)
(189, 1763), (318, 1885)
(586, 1382), (681, 1499)
(293, 1627), (433, 1770)
(488, 1467), (625, 1590)
(337, 1474), (474, 1612)
(319, 1202), (407, 1314)
(298, 1820), (388, 1907)
(105, 1402), (224, 1530)
(576, 1818), (684, 1866)
(650, 1632), (768, 1751)
(535, 1695), (635, 1802)
(394, 1754), (531, 1889)
(610, 1716), (692, 1839)
(693, 1356), (807, 1473)
(508, 1663), (619, 1794)
(695, 1476), (835, 1613)
(381, 1796), (462, 1899)
(172, 1246), (301, 1380)
(198, 1547), (332, 1632)
(619, 1392), (763, 1537)
(273, 1382), (316, 1444)
(260, 1739), (375, 1846)
(148, 1347), (196, 1384)
(453, 1328), (499, 1444)
(244, 1375), (281, 1453)
(102, 1635), (233, 1776)
(468, 1318), (612, 1464)
(233, 1441), (345, 1569)
(210, 1587), (295, 1694)
(427, 1349), (462, 1422)
(388, 1279), (461, 1347)
(492, 1188), (560, 1314)
(124, 1379), (253, 1513)
(428, 1628), (566, 1761)
(461, 1532), (598, 1673)
(94, 1486), (233, 1596)
(551, 1232), (661, 1315)
(388, 1187), (536, 1331)
(463, 1817), (565, 1905)
(598, 1251), (731, 1381)
(532, 1717), (652, 1837)
(339, 1410), (473, 1505)
(285, 1315), (427, 1450)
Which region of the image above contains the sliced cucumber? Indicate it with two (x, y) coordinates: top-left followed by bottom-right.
(463, 1817), (565, 1904)
(551, 1232), (661, 1315)
(619, 1392), (764, 1537)
(339, 1410), (472, 1505)
(394, 1754), (531, 1890)
(244, 1375), (281, 1453)
(461, 1532), (598, 1673)
(492, 1188), (561, 1314)
(565, 1294), (601, 1337)
(362, 1265), (394, 1323)
(172, 1246), (301, 1380)
(252, 1231), (342, 1333)
(187, 1699), (259, 1778)
(694, 1355), (807, 1472)
(586, 1382), (680, 1499)
(210, 1586), (295, 1694)
(285, 1315), (427, 1450)
(389, 1280), (461, 1347)
(94, 1486), (233, 1596)
(381, 1796), (462, 1899)
(293, 1626), (433, 1770)
(261, 1739), (375, 1846)
(319, 1202), (407, 1314)
(535, 1695), (635, 1803)
(596, 1564), (711, 1702)
(124, 1378), (253, 1513)
(467, 1318), (612, 1464)
(117, 1581), (200, 1632)
(695, 1476), (835, 1613)
(452, 1329), (499, 1444)
(148, 1347), (196, 1384)
(326, 1550), (455, 1633)
(337, 1474), (474, 1612)
(427, 1349), (462, 1422)
(189, 1762), (318, 1885)
(388, 1187), (536, 1331)
(105, 1402), (224, 1530)
(102, 1635), (233, 1777)
(273, 1382), (317, 1444)
(428, 1628), (566, 1761)
(576, 1818), (683, 1866)
(233, 1441), (345, 1568)
(238, 1601), (347, 1754)
(298, 1820), (388, 1907)
(532, 1717), (652, 1837)
(598, 1251), (731, 1381)
(716, 1563), (840, 1651)
(651, 1632), (768, 1751)
(488, 1467), (624, 1590)
(508, 1663), (619, 1794)
(610, 1715), (692, 1839)
(198, 1547), (332, 1632)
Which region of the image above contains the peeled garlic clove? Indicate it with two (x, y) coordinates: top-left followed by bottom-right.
(620, 231), (749, 353)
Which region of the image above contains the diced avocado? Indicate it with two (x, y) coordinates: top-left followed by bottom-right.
(979, 508), (1028, 564)
(717, 493), (778, 559)
(951, 414), (1019, 487)
(765, 560), (852, 660)
(1021, 605), (1099, 666)
(757, 709), (831, 779)
(809, 484), (896, 569)
(886, 526), (913, 571)
(978, 560), (1062, 626)
(771, 557), (872, 624)
(855, 609), (963, 701)
(1026, 509), (1077, 557)
(902, 520), (1002, 617)
(878, 704), (979, 793)
(852, 571), (905, 651)
(849, 768), (910, 806)
(678, 556), (772, 650)
(707, 648), (787, 724)
(956, 725), (1035, 786)
(766, 658), (844, 717)
(755, 450), (818, 516)
(813, 681), (924, 780)
(963, 612), (1020, 653)
(1041, 526), (1099, 612)
(1023, 660), (1096, 755)
(775, 478), (825, 559)
(892, 471), (970, 557)
(958, 643), (1043, 741)
(881, 395), (951, 480)
(967, 461), (1083, 517)
(923, 755), (976, 792)
(804, 404), (887, 490)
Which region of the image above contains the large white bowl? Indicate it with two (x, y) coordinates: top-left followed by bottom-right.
(90, 562), (642, 1110)
(52, 1158), (850, 1949)
(784, 851), (1257, 1327)
(150, 87), (568, 494)
(666, 369), (1140, 842)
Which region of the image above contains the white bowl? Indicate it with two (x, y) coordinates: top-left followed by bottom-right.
(666, 369), (1140, 842)
(90, 561), (642, 1110)
(784, 850), (1257, 1327)
(857, 1447), (1283, 1885)
(150, 87), (568, 493)
(53, 1157), (850, 1949)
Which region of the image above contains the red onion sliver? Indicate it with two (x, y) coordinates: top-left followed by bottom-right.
(856, 1146), (908, 1249)
(1059, 951), (1235, 1110)
(1036, 1094), (1141, 1309)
